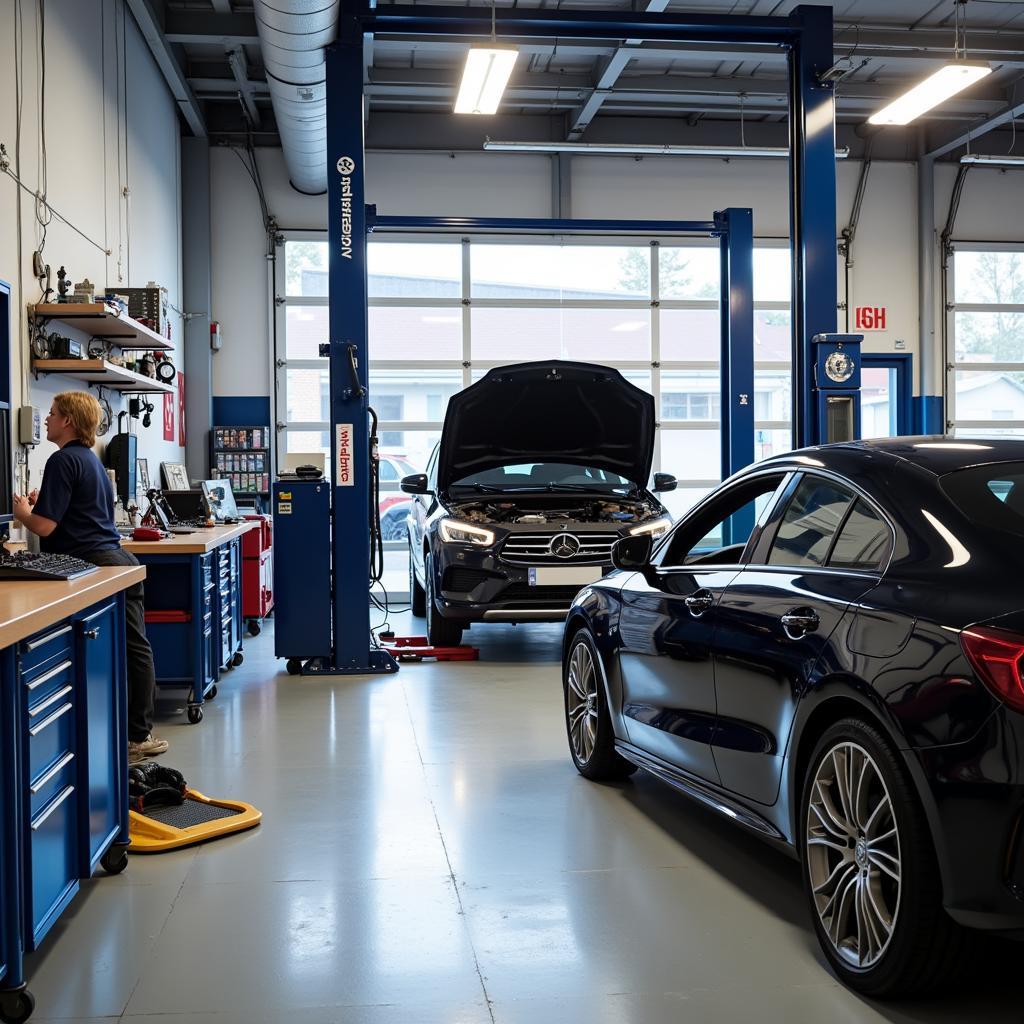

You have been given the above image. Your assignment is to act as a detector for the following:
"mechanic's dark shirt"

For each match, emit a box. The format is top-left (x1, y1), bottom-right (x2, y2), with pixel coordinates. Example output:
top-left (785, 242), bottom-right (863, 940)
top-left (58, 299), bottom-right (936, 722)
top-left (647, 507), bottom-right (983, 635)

top-left (33, 440), bottom-right (121, 555)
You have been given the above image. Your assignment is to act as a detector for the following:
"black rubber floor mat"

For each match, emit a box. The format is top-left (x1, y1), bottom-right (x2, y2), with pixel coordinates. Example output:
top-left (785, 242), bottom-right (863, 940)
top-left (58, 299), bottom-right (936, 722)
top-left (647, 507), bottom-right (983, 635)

top-left (142, 800), bottom-right (243, 828)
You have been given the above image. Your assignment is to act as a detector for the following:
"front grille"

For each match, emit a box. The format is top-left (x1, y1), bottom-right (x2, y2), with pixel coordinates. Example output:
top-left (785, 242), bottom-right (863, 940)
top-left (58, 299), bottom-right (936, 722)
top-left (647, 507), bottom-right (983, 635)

top-left (443, 567), bottom-right (490, 592)
top-left (501, 532), bottom-right (618, 566)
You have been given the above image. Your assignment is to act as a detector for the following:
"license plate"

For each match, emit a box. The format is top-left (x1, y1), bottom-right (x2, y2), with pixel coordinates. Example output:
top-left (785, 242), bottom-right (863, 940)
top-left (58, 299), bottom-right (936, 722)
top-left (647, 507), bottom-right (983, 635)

top-left (528, 566), bottom-right (602, 587)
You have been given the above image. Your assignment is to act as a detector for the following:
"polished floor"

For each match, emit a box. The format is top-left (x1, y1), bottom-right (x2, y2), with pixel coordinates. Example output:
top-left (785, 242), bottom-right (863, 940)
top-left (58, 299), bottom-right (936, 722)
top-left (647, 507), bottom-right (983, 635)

top-left (23, 613), bottom-right (1024, 1023)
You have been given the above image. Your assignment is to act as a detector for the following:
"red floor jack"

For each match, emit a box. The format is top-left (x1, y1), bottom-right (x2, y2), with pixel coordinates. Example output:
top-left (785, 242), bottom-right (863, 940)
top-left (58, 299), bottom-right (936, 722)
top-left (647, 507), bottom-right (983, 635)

top-left (378, 633), bottom-right (479, 662)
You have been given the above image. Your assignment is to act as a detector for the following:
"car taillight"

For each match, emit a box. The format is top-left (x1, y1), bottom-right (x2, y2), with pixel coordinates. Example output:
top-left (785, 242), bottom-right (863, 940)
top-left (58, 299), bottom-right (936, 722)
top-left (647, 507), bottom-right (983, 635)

top-left (960, 626), bottom-right (1024, 713)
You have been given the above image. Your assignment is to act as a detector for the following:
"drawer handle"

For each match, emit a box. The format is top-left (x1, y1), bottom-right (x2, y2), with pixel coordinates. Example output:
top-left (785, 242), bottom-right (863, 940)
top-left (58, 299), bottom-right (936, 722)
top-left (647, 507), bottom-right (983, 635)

top-left (29, 685), bottom-right (74, 718)
top-left (29, 702), bottom-right (73, 737)
top-left (25, 658), bottom-right (73, 691)
top-left (83, 627), bottom-right (101, 640)
top-left (31, 752), bottom-right (74, 794)
top-left (24, 624), bottom-right (73, 652)
top-left (32, 785), bottom-right (75, 830)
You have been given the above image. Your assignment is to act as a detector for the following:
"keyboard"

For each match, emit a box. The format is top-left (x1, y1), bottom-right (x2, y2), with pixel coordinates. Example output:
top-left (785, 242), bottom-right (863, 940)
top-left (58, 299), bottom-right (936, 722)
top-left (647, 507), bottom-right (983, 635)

top-left (0, 552), bottom-right (99, 582)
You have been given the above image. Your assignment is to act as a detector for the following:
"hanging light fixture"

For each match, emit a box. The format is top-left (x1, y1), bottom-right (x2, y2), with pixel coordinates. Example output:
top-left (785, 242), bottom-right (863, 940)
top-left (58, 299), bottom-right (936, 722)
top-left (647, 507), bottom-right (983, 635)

top-left (868, 2), bottom-right (990, 126)
top-left (454, 3), bottom-right (518, 115)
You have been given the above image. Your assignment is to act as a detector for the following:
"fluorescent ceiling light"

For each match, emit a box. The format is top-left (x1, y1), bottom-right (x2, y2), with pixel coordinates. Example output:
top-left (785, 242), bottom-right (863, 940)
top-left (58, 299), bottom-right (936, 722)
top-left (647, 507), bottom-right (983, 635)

top-left (454, 47), bottom-right (518, 115)
top-left (868, 62), bottom-right (991, 126)
top-left (960, 153), bottom-right (1024, 166)
top-left (483, 140), bottom-right (849, 159)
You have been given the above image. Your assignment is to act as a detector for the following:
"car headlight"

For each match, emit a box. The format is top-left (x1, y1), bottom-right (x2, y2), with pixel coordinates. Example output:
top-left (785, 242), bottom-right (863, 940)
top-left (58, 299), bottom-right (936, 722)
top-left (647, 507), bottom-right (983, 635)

top-left (629, 516), bottom-right (671, 539)
top-left (438, 518), bottom-right (496, 546)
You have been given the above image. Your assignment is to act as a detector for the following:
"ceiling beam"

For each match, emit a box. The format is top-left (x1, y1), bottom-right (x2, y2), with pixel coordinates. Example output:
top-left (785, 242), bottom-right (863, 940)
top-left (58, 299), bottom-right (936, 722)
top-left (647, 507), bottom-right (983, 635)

top-left (567, 0), bottom-right (669, 140)
top-left (125, 0), bottom-right (207, 137)
top-left (227, 46), bottom-right (262, 127)
top-left (927, 94), bottom-right (1024, 158)
top-left (163, 10), bottom-right (259, 47)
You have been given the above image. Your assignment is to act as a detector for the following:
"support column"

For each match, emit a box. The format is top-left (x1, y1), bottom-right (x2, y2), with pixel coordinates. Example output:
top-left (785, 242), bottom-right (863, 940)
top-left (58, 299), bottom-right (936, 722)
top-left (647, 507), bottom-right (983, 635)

top-left (181, 138), bottom-right (213, 479)
top-left (718, 208), bottom-right (755, 545)
top-left (916, 154), bottom-right (943, 433)
top-left (325, 6), bottom-right (396, 674)
top-left (788, 4), bottom-right (837, 448)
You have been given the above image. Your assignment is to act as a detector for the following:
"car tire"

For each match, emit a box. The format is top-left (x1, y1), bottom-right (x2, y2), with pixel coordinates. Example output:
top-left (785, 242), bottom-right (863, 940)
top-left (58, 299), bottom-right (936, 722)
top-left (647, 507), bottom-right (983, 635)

top-left (425, 551), bottom-right (463, 647)
top-left (563, 628), bottom-right (637, 781)
top-left (800, 717), bottom-right (968, 997)
top-left (409, 544), bottom-right (426, 617)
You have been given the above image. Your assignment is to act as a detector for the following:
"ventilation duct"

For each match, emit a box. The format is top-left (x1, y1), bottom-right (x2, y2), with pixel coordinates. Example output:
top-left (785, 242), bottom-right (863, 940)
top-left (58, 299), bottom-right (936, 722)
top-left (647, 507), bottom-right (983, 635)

top-left (254, 0), bottom-right (340, 195)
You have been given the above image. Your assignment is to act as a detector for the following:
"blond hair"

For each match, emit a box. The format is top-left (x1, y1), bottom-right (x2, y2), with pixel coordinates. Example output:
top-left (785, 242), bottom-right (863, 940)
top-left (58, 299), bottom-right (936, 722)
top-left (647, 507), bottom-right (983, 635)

top-left (53, 391), bottom-right (103, 448)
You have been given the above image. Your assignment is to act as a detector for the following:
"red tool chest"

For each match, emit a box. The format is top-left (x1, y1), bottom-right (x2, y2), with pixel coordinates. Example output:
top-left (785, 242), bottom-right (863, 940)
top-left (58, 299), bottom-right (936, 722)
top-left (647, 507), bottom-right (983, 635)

top-left (242, 514), bottom-right (273, 634)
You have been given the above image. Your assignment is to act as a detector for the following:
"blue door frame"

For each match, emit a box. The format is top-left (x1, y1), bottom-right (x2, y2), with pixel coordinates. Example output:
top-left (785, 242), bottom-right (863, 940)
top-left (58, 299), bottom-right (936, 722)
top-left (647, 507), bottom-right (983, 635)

top-left (324, 0), bottom-right (838, 674)
top-left (861, 354), bottom-right (914, 437)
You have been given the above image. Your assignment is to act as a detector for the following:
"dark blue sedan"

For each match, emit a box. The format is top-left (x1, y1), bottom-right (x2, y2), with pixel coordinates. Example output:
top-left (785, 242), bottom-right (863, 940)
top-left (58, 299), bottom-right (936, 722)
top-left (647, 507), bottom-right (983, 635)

top-left (563, 437), bottom-right (1024, 997)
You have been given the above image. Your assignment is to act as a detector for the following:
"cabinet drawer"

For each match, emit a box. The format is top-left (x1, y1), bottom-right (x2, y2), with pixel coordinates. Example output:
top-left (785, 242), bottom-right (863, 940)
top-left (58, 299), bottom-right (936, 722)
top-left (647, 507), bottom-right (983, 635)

top-left (28, 783), bottom-right (78, 948)
top-left (20, 624), bottom-right (74, 678)
top-left (29, 750), bottom-right (75, 819)
top-left (24, 657), bottom-right (74, 711)
top-left (28, 694), bottom-right (75, 782)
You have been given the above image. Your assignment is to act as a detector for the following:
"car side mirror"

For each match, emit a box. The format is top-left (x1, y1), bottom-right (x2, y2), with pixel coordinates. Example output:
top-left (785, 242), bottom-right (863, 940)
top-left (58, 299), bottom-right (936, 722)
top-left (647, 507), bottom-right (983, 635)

top-left (612, 534), bottom-right (654, 571)
top-left (400, 473), bottom-right (430, 495)
top-left (652, 473), bottom-right (677, 493)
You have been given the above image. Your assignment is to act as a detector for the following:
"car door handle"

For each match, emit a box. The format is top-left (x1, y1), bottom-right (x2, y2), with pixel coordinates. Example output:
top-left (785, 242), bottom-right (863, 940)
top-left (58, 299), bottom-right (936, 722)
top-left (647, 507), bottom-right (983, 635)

top-left (685, 591), bottom-right (715, 617)
top-left (781, 608), bottom-right (820, 639)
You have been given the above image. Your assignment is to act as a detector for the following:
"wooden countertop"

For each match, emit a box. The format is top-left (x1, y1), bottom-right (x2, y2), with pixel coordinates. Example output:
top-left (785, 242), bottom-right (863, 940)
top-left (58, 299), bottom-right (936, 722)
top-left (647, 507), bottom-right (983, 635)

top-left (0, 565), bottom-right (146, 650)
top-left (121, 521), bottom-right (255, 555)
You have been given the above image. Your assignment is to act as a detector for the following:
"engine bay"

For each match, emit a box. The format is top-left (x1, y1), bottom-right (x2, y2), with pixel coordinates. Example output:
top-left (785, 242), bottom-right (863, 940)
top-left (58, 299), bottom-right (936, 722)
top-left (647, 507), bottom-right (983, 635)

top-left (452, 497), bottom-right (660, 526)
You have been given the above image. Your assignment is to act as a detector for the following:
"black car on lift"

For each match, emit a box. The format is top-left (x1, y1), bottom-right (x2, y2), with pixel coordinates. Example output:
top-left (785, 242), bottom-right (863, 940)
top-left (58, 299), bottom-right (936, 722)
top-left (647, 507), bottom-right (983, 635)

top-left (402, 361), bottom-right (677, 647)
top-left (562, 437), bottom-right (1024, 996)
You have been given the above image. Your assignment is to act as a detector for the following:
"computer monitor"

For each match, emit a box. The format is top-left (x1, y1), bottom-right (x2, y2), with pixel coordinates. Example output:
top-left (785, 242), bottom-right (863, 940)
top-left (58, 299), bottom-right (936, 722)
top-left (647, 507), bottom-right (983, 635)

top-left (202, 479), bottom-right (240, 522)
top-left (163, 489), bottom-right (207, 523)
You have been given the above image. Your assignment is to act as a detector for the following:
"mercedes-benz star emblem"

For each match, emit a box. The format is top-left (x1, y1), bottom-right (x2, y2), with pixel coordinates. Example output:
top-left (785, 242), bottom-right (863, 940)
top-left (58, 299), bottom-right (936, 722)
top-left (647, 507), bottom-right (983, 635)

top-left (550, 534), bottom-right (581, 559)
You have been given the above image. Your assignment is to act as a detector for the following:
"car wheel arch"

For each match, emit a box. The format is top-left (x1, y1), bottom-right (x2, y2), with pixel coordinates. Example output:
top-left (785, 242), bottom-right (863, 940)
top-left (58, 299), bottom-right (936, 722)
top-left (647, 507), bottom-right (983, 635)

top-left (787, 685), bottom-right (953, 900)
top-left (788, 686), bottom-right (909, 845)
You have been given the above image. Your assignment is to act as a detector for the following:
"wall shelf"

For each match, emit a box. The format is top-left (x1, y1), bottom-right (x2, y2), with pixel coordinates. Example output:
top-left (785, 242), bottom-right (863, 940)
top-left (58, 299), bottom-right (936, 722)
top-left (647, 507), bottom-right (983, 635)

top-left (29, 303), bottom-right (174, 352)
top-left (32, 358), bottom-right (176, 394)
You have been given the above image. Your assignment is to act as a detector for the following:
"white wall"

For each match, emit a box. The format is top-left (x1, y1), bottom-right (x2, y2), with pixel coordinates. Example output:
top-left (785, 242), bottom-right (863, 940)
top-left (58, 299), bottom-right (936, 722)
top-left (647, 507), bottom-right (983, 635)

top-left (0, 0), bottom-right (184, 501)
top-left (209, 145), bottom-right (1024, 411)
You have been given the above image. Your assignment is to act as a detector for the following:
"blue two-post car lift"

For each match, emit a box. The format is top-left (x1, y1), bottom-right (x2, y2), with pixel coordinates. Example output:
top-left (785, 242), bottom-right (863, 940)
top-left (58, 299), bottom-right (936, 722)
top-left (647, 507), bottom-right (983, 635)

top-left (323, 1), bottom-right (838, 675)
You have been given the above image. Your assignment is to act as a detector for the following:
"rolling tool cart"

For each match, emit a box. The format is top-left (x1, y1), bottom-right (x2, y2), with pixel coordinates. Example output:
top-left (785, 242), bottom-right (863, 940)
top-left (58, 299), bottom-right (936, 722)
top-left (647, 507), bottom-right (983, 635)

top-left (241, 513), bottom-right (273, 635)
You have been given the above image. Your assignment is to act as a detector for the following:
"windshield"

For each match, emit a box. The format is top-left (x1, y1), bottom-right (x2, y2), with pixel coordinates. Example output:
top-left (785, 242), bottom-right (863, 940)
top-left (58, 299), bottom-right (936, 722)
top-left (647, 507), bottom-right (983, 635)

top-left (939, 461), bottom-right (1024, 538)
top-left (450, 462), bottom-right (634, 493)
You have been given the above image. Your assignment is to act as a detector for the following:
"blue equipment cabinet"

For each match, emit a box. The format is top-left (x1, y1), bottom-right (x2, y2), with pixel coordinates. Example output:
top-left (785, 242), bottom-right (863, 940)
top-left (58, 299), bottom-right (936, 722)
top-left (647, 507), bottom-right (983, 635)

top-left (273, 481), bottom-right (332, 667)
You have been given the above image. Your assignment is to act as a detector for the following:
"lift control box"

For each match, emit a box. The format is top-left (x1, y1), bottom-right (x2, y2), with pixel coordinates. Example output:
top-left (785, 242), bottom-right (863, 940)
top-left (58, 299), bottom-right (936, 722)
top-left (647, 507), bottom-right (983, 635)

top-left (812, 333), bottom-right (863, 444)
top-left (272, 480), bottom-right (332, 660)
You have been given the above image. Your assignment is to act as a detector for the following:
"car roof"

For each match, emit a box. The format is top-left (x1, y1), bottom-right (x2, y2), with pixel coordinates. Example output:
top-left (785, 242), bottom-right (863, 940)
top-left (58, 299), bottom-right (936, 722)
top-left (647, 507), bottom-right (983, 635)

top-left (760, 437), bottom-right (1024, 478)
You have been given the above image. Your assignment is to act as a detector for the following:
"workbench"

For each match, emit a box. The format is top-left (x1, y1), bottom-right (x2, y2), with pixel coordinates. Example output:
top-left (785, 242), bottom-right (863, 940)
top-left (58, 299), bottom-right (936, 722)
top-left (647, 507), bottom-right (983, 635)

top-left (0, 566), bottom-right (143, 1024)
top-left (123, 524), bottom-right (253, 724)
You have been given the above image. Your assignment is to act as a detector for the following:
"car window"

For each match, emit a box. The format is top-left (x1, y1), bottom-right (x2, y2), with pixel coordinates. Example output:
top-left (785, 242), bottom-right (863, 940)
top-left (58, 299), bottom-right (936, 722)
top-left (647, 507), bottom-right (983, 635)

top-left (767, 478), bottom-right (855, 568)
top-left (940, 462), bottom-right (1024, 538)
top-left (660, 474), bottom-right (787, 568)
top-left (827, 500), bottom-right (891, 572)
top-left (379, 461), bottom-right (398, 482)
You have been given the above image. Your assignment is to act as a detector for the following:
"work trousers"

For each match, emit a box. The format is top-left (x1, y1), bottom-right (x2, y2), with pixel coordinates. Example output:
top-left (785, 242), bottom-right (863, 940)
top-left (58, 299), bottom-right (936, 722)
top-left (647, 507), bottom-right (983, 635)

top-left (78, 547), bottom-right (156, 742)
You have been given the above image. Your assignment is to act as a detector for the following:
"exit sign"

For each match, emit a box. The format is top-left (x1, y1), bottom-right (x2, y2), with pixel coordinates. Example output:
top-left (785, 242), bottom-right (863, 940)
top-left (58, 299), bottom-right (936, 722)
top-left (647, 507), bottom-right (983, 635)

top-left (854, 306), bottom-right (887, 331)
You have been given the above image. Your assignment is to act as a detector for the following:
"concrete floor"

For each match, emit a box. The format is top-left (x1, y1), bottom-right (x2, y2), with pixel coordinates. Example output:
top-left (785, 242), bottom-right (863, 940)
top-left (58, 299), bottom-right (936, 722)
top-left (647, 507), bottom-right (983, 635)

top-left (23, 613), bottom-right (1024, 1023)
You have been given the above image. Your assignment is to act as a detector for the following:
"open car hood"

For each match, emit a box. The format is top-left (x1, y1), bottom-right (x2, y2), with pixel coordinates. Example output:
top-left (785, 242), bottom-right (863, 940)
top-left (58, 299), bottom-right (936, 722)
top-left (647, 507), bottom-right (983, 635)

top-left (437, 361), bottom-right (656, 492)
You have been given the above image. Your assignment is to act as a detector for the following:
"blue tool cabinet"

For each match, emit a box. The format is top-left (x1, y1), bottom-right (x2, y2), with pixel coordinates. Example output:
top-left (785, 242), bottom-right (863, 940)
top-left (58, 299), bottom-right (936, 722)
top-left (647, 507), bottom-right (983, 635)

top-left (130, 529), bottom-right (246, 725)
top-left (0, 578), bottom-right (134, 1024)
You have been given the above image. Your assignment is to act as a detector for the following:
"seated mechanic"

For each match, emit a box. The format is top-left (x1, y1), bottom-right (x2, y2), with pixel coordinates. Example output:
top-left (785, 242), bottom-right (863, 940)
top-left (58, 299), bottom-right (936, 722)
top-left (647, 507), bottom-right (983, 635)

top-left (12, 391), bottom-right (168, 764)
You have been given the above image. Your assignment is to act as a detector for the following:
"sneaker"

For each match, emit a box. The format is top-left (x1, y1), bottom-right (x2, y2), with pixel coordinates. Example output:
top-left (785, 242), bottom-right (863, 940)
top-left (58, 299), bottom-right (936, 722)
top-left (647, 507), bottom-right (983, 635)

top-left (128, 733), bottom-right (169, 762)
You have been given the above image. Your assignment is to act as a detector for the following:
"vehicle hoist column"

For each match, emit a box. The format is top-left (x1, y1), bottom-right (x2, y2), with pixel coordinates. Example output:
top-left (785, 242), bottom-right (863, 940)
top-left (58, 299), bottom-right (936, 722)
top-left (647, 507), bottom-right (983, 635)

top-left (324, 14), bottom-right (397, 675)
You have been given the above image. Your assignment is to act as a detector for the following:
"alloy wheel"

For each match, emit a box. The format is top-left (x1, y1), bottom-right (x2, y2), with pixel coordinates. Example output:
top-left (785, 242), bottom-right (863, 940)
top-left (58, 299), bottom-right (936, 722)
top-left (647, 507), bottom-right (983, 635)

top-left (566, 640), bottom-right (599, 764)
top-left (806, 741), bottom-right (902, 970)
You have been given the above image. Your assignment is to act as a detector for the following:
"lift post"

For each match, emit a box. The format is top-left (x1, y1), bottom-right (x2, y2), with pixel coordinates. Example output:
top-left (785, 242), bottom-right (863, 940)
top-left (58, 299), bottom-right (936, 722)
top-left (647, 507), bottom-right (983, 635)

top-left (320, 0), bottom-right (838, 674)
